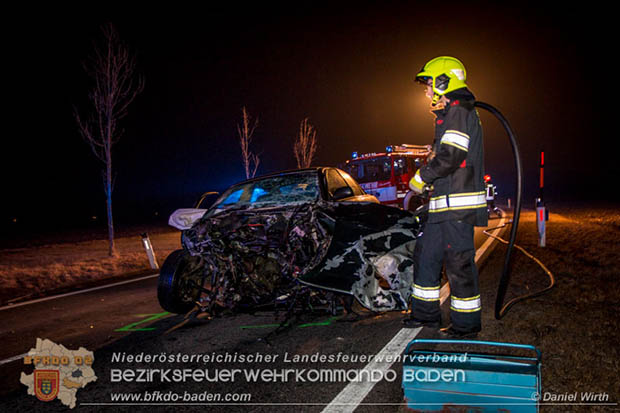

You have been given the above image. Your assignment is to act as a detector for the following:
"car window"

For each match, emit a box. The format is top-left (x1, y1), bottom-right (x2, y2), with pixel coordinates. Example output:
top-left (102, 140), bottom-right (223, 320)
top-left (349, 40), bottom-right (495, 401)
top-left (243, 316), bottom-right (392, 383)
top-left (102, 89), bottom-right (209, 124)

top-left (393, 157), bottom-right (407, 177)
top-left (250, 187), bottom-right (268, 202)
top-left (209, 171), bottom-right (320, 214)
top-left (337, 170), bottom-right (365, 196)
top-left (220, 188), bottom-right (244, 205)
top-left (326, 169), bottom-right (349, 197)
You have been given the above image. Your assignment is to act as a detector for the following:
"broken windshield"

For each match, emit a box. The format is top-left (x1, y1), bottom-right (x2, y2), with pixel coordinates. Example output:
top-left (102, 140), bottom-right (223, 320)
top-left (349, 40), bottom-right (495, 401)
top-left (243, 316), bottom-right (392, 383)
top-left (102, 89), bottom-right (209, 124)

top-left (210, 171), bottom-right (320, 213)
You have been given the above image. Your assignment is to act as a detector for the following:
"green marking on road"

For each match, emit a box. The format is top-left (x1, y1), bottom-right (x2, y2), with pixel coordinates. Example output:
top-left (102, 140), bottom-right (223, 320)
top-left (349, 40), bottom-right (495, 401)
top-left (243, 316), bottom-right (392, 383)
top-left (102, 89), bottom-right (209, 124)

top-left (240, 315), bottom-right (341, 330)
top-left (298, 316), bottom-right (340, 328)
top-left (115, 312), bottom-right (171, 332)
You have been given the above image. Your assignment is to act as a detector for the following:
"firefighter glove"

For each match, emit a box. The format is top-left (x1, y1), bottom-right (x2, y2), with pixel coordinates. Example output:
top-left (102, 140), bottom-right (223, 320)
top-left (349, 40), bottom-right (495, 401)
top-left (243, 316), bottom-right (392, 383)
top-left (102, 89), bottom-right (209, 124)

top-left (409, 170), bottom-right (427, 194)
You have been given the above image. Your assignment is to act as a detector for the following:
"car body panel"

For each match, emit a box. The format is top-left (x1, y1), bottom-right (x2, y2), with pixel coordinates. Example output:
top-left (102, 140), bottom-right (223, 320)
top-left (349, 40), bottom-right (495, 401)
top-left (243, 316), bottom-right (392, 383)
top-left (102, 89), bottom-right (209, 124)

top-left (161, 167), bottom-right (421, 314)
top-left (298, 202), bottom-right (418, 311)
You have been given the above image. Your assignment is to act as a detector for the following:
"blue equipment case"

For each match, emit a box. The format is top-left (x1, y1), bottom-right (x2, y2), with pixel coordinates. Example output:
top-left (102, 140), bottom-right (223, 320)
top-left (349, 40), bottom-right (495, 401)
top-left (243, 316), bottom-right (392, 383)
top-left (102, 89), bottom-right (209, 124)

top-left (402, 339), bottom-right (541, 412)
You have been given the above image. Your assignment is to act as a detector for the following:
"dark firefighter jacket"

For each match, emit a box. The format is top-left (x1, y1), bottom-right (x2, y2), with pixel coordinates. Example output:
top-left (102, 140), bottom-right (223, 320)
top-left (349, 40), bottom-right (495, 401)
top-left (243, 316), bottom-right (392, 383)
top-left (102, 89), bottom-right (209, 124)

top-left (418, 88), bottom-right (488, 227)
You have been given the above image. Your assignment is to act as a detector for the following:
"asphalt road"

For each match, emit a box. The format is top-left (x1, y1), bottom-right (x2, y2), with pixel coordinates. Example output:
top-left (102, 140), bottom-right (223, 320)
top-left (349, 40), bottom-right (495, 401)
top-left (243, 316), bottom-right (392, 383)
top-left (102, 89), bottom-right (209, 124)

top-left (0, 216), bottom-right (507, 412)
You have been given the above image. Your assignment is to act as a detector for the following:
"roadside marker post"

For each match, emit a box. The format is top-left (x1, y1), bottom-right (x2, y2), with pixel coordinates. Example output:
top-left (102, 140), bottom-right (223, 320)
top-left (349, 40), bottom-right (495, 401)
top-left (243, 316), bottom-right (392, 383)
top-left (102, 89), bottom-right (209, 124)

top-left (141, 233), bottom-right (159, 269)
top-left (536, 199), bottom-right (547, 247)
top-left (535, 151), bottom-right (548, 247)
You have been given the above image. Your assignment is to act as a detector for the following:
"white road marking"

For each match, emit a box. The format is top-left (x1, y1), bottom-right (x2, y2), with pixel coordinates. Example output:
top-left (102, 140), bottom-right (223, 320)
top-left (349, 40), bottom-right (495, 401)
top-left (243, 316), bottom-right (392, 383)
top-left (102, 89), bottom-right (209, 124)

top-left (321, 327), bottom-right (422, 413)
top-left (0, 352), bottom-right (29, 366)
top-left (475, 216), bottom-right (506, 262)
top-left (0, 273), bottom-right (159, 312)
top-left (322, 215), bottom-right (506, 412)
top-left (0, 273), bottom-right (161, 366)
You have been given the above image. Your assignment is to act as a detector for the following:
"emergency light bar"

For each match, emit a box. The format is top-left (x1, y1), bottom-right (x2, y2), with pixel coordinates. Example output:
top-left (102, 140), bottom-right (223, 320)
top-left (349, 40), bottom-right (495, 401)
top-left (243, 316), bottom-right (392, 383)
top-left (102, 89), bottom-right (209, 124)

top-left (351, 145), bottom-right (432, 161)
top-left (351, 152), bottom-right (379, 159)
top-left (389, 144), bottom-right (432, 155)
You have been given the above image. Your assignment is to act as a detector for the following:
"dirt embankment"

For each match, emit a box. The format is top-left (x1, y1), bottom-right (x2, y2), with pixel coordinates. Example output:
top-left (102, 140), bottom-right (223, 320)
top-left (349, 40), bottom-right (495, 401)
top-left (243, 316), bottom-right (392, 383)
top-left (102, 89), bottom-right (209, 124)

top-left (477, 205), bottom-right (620, 411)
top-left (0, 225), bottom-right (182, 306)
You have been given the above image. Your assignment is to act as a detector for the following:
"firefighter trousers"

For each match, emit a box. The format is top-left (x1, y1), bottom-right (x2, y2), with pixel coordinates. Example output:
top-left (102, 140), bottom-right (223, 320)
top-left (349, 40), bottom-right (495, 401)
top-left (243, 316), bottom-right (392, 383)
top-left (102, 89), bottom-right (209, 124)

top-left (411, 220), bottom-right (481, 332)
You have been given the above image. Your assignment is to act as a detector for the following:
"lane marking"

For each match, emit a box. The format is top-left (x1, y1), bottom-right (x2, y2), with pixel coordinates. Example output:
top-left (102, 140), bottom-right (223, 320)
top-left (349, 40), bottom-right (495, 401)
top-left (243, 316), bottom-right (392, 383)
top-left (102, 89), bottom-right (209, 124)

top-left (322, 291), bottom-right (450, 413)
top-left (0, 352), bottom-right (29, 366)
top-left (0, 273), bottom-right (160, 312)
top-left (323, 216), bottom-right (506, 413)
top-left (0, 273), bottom-right (160, 365)
top-left (475, 216), bottom-right (506, 262)
top-left (1, 310), bottom-right (170, 366)
top-left (321, 326), bottom-right (423, 413)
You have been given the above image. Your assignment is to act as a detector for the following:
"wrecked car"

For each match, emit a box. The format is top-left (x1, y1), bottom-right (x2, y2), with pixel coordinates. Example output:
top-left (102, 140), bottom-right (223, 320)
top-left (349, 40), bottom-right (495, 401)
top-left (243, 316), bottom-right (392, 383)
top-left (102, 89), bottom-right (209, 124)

top-left (158, 167), bottom-right (423, 318)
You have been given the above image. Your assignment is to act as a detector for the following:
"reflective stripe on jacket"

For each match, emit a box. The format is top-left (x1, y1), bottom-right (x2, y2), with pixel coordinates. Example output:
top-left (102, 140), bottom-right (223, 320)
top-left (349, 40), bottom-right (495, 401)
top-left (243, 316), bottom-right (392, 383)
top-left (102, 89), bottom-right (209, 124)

top-left (419, 89), bottom-right (488, 226)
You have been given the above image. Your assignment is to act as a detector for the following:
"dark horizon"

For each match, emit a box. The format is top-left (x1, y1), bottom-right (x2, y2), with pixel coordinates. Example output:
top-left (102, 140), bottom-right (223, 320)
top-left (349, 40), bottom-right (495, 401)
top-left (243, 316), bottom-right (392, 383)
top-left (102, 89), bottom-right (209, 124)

top-left (4, 2), bottom-right (617, 238)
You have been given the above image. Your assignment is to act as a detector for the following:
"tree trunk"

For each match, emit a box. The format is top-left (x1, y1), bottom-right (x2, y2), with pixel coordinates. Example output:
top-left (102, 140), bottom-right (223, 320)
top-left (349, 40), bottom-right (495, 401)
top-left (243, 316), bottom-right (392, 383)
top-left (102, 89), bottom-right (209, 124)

top-left (105, 147), bottom-right (117, 257)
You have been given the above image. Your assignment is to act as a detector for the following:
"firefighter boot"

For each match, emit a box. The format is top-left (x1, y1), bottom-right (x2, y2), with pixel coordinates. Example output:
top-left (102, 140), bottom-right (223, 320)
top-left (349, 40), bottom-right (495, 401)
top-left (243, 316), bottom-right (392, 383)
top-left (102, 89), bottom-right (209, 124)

top-left (403, 298), bottom-right (441, 328)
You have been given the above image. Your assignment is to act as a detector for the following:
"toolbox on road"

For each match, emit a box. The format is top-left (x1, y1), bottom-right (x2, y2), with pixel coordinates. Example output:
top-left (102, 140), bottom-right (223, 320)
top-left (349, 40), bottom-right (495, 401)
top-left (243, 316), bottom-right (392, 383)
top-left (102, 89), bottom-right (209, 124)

top-left (402, 339), bottom-right (541, 412)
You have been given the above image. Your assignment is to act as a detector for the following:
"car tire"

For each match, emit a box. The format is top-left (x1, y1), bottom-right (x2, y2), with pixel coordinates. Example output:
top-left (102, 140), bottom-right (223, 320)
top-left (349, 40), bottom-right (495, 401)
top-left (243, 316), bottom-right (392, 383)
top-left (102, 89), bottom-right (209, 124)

top-left (157, 249), bottom-right (199, 314)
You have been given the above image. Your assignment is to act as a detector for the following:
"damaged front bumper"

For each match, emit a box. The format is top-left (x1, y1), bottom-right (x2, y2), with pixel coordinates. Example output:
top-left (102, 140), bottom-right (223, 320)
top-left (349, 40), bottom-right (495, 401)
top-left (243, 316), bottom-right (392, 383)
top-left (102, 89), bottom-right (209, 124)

top-left (161, 201), bottom-right (422, 316)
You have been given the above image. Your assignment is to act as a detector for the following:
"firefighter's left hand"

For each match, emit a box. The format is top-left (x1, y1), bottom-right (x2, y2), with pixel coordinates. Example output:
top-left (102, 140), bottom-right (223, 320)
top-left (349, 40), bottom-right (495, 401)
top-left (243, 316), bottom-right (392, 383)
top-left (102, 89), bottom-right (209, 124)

top-left (409, 170), bottom-right (427, 194)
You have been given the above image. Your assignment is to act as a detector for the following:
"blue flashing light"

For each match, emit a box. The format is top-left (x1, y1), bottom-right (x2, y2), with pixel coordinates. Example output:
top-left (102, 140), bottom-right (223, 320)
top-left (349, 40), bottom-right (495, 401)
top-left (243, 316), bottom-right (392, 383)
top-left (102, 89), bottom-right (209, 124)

top-left (352, 151), bottom-right (358, 159)
top-left (386, 145), bottom-right (393, 153)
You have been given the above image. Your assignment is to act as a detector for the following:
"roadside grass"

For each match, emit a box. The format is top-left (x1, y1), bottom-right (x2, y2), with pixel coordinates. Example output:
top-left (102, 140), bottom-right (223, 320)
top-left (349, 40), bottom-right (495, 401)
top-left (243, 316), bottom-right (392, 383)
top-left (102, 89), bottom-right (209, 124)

top-left (478, 205), bottom-right (620, 410)
top-left (0, 226), bottom-right (181, 306)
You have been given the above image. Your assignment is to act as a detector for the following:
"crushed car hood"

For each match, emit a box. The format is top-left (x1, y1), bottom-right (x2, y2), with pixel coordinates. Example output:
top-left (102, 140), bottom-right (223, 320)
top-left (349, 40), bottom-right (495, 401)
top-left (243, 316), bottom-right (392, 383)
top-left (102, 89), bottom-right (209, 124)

top-left (298, 202), bottom-right (419, 311)
top-left (181, 203), bottom-right (334, 309)
top-left (177, 201), bottom-right (421, 313)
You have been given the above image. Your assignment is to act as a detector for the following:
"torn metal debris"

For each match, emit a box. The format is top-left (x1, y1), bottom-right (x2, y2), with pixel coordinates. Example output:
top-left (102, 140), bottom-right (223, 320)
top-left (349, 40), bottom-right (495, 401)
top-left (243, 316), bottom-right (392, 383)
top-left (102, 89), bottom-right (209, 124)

top-left (158, 168), bottom-right (423, 321)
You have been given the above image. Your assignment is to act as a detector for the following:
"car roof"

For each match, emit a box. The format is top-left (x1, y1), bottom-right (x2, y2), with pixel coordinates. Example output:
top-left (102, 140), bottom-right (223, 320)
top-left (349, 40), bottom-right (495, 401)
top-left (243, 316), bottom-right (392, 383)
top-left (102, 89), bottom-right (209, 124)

top-left (230, 167), bottom-right (335, 186)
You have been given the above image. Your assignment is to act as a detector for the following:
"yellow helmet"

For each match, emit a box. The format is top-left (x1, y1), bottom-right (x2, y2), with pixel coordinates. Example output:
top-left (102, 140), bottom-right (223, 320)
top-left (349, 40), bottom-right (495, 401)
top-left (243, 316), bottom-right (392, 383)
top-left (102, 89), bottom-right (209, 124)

top-left (416, 56), bottom-right (468, 104)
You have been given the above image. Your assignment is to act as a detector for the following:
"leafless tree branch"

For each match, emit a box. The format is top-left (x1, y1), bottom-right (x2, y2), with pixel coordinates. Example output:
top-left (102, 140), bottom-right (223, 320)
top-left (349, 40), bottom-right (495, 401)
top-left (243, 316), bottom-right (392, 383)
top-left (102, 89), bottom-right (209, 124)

top-left (237, 106), bottom-right (260, 179)
top-left (293, 117), bottom-right (318, 169)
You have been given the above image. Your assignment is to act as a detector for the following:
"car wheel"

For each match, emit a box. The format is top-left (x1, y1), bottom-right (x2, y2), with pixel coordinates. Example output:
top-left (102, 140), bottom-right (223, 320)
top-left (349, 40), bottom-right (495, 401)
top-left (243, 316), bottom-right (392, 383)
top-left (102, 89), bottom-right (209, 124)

top-left (157, 249), bottom-right (201, 314)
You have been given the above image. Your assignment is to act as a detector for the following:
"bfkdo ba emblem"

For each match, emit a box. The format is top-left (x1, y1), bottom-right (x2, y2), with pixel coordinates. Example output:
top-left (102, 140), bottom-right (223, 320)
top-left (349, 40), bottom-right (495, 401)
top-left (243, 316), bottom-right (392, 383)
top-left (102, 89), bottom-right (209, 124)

top-left (34, 370), bottom-right (60, 402)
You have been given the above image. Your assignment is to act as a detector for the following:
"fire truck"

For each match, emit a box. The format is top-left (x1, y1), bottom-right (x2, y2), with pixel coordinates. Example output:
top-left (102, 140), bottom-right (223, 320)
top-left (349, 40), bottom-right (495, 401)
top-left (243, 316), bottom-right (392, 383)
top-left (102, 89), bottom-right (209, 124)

top-left (341, 144), bottom-right (432, 211)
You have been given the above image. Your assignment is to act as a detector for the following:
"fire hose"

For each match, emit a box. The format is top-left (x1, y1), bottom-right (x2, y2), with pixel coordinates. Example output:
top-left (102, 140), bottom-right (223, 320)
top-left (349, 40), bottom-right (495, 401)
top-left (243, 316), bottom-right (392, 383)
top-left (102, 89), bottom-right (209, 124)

top-left (474, 101), bottom-right (554, 319)
top-left (483, 220), bottom-right (555, 318)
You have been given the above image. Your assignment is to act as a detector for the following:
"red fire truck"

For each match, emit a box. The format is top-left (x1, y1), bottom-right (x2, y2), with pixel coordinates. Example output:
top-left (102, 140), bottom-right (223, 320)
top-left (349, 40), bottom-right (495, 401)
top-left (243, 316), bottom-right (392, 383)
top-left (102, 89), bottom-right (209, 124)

top-left (342, 144), bottom-right (432, 211)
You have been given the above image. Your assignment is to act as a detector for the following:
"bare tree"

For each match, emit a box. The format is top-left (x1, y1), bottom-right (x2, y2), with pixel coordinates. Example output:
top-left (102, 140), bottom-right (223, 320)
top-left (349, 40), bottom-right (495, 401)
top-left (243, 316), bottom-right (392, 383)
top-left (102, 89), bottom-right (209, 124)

top-left (293, 117), bottom-right (318, 169)
top-left (237, 106), bottom-right (260, 179)
top-left (74, 23), bottom-right (144, 257)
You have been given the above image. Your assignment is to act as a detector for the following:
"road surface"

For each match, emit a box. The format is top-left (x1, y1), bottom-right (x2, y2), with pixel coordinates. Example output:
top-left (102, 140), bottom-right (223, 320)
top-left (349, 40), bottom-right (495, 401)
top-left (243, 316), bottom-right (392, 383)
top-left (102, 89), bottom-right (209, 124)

top-left (0, 216), bottom-right (507, 411)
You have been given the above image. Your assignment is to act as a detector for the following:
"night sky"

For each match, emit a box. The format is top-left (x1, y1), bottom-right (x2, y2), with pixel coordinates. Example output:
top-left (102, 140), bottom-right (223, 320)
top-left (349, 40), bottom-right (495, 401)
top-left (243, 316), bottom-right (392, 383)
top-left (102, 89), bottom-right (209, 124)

top-left (4, 2), bottom-right (617, 235)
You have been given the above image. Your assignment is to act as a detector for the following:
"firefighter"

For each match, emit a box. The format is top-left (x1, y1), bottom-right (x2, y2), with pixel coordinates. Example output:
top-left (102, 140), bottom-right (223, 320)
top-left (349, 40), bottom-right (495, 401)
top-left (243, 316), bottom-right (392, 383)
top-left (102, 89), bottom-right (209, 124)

top-left (404, 56), bottom-right (488, 338)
